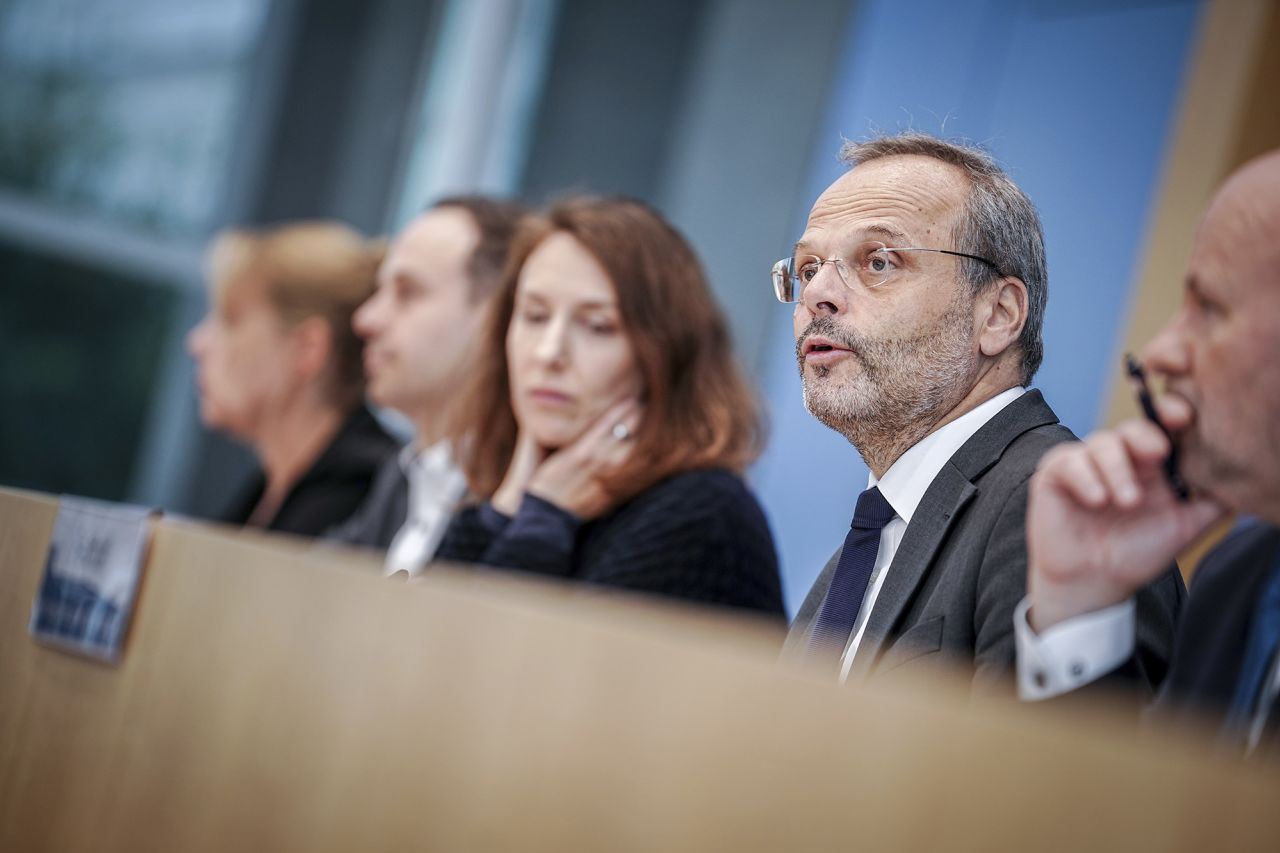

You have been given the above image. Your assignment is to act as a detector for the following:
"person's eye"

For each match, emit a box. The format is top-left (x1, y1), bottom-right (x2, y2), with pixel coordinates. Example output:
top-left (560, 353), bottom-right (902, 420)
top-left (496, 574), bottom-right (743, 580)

top-left (797, 260), bottom-right (820, 283)
top-left (585, 317), bottom-right (619, 335)
top-left (519, 306), bottom-right (549, 324)
top-left (395, 282), bottom-right (421, 302)
top-left (865, 249), bottom-right (898, 274)
top-left (1187, 286), bottom-right (1223, 321)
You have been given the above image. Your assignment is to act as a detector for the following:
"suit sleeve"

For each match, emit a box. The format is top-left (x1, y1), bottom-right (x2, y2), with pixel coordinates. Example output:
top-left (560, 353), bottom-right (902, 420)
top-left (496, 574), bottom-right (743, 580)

top-left (971, 476), bottom-right (1036, 693)
top-left (435, 475), bottom-right (783, 615)
top-left (447, 494), bottom-right (581, 577)
top-left (571, 477), bottom-right (784, 614)
top-left (781, 551), bottom-right (840, 660)
top-left (972, 476), bottom-right (1182, 698)
top-left (433, 503), bottom-right (516, 565)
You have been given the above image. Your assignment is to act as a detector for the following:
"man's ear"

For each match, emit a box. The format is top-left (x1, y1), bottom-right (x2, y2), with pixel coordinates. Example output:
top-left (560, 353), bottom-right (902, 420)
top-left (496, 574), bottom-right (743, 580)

top-left (977, 276), bottom-right (1028, 358)
top-left (290, 315), bottom-right (334, 382)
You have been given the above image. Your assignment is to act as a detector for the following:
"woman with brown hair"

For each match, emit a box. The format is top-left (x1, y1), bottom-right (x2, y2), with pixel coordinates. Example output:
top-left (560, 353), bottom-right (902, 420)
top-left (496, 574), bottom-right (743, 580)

top-left (186, 221), bottom-right (398, 536)
top-left (434, 197), bottom-right (784, 615)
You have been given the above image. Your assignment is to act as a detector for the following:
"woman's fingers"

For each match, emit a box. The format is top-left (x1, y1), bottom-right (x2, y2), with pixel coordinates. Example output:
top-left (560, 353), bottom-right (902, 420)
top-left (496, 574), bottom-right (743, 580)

top-left (581, 397), bottom-right (642, 448)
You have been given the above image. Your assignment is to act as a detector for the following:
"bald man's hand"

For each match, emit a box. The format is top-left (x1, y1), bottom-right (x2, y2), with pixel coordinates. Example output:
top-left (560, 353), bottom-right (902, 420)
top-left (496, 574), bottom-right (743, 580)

top-left (1026, 399), bottom-right (1226, 633)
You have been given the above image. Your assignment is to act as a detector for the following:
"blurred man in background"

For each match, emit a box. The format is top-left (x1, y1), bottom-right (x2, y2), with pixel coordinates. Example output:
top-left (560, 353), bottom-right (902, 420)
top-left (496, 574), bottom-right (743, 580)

top-left (327, 196), bottom-right (526, 575)
top-left (1018, 150), bottom-right (1280, 757)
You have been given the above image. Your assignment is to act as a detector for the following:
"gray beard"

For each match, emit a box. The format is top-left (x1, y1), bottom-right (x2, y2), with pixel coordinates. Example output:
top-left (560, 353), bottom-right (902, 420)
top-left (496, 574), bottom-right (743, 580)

top-left (796, 300), bottom-right (978, 473)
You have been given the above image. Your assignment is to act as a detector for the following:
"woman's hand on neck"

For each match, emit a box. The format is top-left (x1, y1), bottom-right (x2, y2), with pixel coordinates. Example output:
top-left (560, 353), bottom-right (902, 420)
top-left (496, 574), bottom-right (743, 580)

top-left (491, 429), bottom-right (548, 516)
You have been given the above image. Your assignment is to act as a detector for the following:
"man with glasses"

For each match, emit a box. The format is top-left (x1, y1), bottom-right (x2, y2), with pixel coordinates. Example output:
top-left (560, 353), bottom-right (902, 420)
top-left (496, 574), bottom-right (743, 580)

top-left (779, 133), bottom-right (1182, 693)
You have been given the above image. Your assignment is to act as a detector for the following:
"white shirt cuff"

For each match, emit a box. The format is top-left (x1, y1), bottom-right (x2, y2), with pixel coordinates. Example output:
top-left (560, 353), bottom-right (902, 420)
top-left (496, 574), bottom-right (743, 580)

top-left (1014, 596), bottom-right (1136, 701)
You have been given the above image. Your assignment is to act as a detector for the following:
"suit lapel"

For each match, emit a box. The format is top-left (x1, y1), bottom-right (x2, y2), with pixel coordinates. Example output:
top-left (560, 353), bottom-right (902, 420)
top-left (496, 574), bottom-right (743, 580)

top-left (849, 390), bottom-right (1061, 677)
top-left (849, 465), bottom-right (974, 677)
top-left (783, 551), bottom-right (840, 659)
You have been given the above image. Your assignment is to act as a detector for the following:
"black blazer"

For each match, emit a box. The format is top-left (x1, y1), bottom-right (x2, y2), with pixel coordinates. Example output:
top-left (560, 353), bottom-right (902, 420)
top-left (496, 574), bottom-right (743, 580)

top-left (220, 405), bottom-right (398, 538)
top-left (322, 452), bottom-right (410, 550)
top-left (1149, 521), bottom-right (1280, 753)
top-left (785, 390), bottom-right (1185, 693)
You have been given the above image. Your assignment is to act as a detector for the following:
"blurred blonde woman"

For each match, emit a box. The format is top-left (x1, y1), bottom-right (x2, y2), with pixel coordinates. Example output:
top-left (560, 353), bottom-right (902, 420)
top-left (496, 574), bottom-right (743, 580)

top-left (186, 221), bottom-right (397, 536)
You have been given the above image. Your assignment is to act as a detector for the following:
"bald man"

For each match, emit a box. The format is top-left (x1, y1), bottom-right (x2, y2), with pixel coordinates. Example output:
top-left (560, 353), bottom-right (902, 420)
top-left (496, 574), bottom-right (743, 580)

top-left (1017, 150), bottom-right (1280, 758)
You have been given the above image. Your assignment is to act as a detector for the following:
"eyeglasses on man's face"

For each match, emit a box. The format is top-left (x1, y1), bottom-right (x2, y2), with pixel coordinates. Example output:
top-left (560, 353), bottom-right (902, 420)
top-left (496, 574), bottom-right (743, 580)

top-left (770, 241), bottom-right (1002, 303)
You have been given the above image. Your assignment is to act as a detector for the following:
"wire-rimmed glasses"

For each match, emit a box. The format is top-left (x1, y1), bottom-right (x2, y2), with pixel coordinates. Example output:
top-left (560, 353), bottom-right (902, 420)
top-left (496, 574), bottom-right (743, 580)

top-left (771, 241), bottom-right (1002, 303)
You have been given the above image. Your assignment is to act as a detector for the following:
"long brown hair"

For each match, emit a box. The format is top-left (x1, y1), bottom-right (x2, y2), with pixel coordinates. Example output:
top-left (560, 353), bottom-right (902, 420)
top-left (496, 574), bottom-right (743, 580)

top-left (452, 196), bottom-right (764, 500)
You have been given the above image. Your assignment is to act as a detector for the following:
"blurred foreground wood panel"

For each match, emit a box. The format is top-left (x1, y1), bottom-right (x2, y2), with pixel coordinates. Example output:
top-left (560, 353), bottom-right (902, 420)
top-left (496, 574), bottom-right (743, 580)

top-left (0, 487), bottom-right (1277, 852)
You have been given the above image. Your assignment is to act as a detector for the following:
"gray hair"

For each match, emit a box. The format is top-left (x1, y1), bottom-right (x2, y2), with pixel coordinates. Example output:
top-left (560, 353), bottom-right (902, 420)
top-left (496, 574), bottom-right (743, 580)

top-left (839, 133), bottom-right (1048, 383)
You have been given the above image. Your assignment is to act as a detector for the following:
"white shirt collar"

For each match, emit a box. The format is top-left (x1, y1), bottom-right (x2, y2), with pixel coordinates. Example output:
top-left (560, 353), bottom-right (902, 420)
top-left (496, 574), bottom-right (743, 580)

top-left (400, 439), bottom-right (453, 475)
top-left (399, 439), bottom-right (465, 517)
top-left (870, 387), bottom-right (1027, 524)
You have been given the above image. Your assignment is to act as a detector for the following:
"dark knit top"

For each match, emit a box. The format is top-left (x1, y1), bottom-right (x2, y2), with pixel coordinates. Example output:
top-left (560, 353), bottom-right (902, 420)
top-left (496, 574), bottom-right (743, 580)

top-left (433, 468), bottom-right (784, 617)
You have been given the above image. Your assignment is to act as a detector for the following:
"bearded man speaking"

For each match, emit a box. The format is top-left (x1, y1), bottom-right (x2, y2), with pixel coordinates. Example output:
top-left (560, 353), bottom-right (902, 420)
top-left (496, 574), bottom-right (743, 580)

top-left (777, 133), bottom-right (1181, 694)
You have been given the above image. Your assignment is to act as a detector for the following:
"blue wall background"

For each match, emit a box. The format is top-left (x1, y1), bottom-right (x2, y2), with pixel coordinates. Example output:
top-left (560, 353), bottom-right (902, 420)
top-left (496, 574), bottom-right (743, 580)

top-left (750, 0), bottom-right (1203, 614)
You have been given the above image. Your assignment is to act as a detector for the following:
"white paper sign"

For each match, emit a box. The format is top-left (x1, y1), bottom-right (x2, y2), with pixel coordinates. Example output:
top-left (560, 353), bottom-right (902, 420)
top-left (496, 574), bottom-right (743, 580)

top-left (29, 496), bottom-right (154, 664)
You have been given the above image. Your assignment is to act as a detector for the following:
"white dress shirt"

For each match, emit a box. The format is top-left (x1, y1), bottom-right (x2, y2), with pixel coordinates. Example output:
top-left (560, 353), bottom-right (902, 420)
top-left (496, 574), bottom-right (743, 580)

top-left (837, 386), bottom-right (1027, 681)
top-left (1015, 590), bottom-right (1280, 714)
top-left (1013, 597), bottom-right (1136, 699)
top-left (1016, 591), bottom-right (1280, 751)
top-left (384, 441), bottom-right (468, 578)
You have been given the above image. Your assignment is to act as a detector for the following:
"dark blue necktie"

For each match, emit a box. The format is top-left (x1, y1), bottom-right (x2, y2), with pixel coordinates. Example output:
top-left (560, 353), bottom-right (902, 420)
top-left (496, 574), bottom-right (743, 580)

top-left (807, 486), bottom-right (896, 663)
top-left (1225, 554), bottom-right (1280, 747)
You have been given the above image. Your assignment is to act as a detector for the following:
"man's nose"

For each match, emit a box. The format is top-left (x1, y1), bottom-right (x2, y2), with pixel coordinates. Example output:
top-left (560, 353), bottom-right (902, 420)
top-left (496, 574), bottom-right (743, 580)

top-left (352, 291), bottom-right (386, 338)
top-left (186, 317), bottom-right (209, 357)
top-left (800, 262), bottom-right (848, 317)
top-left (1141, 309), bottom-right (1191, 378)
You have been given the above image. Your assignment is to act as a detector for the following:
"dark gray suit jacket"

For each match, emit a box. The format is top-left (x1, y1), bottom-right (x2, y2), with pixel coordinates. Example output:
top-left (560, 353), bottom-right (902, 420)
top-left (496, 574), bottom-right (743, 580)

top-left (322, 452), bottom-right (409, 550)
top-left (1145, 522), bottom-right (1280, 755)
top-left (784, 390), bottom-right (1185, 694)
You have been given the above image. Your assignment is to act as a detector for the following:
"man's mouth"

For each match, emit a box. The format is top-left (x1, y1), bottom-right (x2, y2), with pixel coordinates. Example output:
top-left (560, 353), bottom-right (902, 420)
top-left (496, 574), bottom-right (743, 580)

top-left (800, 334), bottom-right (854, 362)
top-left (1159, 385), bottom-right (1200, 430)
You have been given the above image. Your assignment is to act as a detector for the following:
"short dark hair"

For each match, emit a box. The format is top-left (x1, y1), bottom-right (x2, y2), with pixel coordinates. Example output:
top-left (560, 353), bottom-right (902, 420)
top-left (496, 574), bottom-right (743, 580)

top-left (840, 133), bottom-right (1048, 383)
top-left (431, 195), bottom-right (530, 301)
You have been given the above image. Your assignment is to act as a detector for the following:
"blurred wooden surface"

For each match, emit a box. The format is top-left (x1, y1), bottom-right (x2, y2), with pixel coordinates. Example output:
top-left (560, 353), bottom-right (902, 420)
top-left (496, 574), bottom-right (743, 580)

top-left (1, 486), bottom-right (1277, 852)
